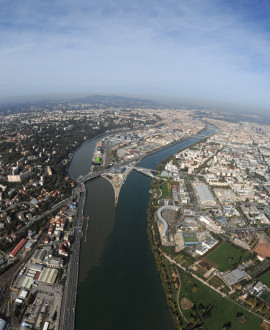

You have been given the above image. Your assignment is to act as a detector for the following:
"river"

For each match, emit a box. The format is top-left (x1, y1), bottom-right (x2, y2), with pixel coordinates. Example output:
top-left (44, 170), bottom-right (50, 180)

top-left (68, 125), bottom-right (216, 330)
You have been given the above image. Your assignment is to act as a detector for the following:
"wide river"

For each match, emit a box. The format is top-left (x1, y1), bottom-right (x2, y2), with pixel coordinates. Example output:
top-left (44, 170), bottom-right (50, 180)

top-left (68, 125), bottom-right (216, 330)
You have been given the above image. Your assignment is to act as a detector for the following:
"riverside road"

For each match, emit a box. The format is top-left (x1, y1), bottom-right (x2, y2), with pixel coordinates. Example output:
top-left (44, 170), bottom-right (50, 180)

top-left (58, 186), bottom-right (85, 330)
top-left (62, 125), bottom-right (216, 330)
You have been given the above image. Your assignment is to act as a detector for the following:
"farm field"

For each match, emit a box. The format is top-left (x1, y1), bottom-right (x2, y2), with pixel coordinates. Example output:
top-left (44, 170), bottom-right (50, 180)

top-left (179, 270), bottom-right (262, 330)
top-left (206, 243), bottom-right (248, 272)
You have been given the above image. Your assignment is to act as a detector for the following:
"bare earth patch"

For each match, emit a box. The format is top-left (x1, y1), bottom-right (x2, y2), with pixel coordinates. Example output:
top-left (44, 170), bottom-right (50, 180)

top-left (260, 321), bottom-right (270, 330)
top-left (254, 236), bottom-right (270, 258)
top-left (200, 259), bottom-right (218, 271)
top-left (181, 297), bottom-right (194, 310)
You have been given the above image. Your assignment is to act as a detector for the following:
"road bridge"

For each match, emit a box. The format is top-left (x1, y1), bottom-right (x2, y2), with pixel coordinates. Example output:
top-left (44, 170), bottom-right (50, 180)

top-left (75, 165), bottom-right (159, 184)
top-left (129, 166), bottom-right (158, 178)
top-left (76, 171), bottom-right (104, 183)
top-left (194, 134), bottom-right (207, 139)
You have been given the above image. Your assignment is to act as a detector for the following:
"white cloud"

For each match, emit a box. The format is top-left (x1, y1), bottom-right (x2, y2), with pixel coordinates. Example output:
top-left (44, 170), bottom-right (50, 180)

top-left (0, 0), bottom-right (270, 108)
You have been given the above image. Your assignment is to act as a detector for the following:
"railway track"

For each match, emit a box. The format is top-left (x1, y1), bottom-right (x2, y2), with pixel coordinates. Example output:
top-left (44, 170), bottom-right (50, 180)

top-left (0, 233), bottom-right (46, 317)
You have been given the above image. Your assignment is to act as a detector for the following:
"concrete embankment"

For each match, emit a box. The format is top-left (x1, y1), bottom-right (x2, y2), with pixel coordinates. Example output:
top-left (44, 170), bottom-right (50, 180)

top-left (59, 185), bottom-right (86, 330)
top-left (102, 167), bottom-right (132, 205)
top-left (68, 132), bottom-right (107, 168)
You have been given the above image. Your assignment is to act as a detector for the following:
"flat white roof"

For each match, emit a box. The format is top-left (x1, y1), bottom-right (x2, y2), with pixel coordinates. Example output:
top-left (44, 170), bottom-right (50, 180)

top-left (21, 276), bottom-right (34, 289)
top-left (195, 184), bottom-right (216, 205)
top-left (38, 268), bottom-right (58, 285)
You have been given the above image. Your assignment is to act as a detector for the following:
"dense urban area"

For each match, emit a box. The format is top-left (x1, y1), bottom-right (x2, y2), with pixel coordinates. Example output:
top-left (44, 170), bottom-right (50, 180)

top-left (148, 117), bottom-right (270, 329)
top-left (0, 97), bottom-right (270, 330)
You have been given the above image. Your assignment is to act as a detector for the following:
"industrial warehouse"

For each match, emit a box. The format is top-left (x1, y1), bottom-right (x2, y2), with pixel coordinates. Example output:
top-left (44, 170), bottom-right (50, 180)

top-left (193, 183), bottom-right (217, 208)
top-left (38, 268), bottom-right (58, 285)
top-left (9, 238), bottom-right (27, 258)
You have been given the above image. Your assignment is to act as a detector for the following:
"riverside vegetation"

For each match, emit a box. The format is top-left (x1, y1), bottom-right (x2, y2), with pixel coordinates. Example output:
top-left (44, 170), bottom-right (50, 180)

top-left (146, 156), bottom-right (262, 329)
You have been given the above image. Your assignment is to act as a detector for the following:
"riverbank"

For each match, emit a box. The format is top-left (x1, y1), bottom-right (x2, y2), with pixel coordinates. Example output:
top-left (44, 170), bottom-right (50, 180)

top-left (145, 129), bottom-right (265, 329)
top-left (58, 181), bottom-right (86, 330)
top-left (76, 170), bottom-right (175, 330)
top-left (68, 125), bottom-right (153, 172)
top-left (68, 132), bottom-right (107, 174)
top-left (146, 186), bottom-right (184, 329)
top-left (70, 124), bottom-right (217, 329)
top-left (74, 125), bottom-right (212, 202)
top-left (102, 167), bottom-right (133, 205)
top-left (136, 124), bottom-right (209, 165)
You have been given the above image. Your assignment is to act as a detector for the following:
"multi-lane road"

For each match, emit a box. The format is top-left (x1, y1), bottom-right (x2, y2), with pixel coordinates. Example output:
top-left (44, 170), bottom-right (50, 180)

top-left (58, 132), bottom-right (215, 329)
top-left (58, 187), bottom-right (85, 330)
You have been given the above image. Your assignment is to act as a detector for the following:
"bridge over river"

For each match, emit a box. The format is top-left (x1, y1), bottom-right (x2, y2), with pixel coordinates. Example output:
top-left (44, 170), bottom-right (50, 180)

top-left (76, 165), bottom-right (158, 183)
top-left (75, 165), bottom-right (159, 204)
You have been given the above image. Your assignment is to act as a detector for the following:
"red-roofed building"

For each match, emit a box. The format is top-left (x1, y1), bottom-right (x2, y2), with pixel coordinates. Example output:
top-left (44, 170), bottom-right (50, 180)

top-left (9, 238), bottom-right (27, 258)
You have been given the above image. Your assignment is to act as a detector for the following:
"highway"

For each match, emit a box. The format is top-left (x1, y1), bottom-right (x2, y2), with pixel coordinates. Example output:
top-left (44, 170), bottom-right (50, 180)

top-left (57, 129), bottom-right (214, 329)
top-left (58, 164), bottom-right (158, 329)
top-left (58, 187), bottom-right (85, 330)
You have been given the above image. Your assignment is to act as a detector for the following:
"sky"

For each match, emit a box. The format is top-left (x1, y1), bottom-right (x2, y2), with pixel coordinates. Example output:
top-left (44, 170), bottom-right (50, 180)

top-left (1, 0), bottom-right (270, 110)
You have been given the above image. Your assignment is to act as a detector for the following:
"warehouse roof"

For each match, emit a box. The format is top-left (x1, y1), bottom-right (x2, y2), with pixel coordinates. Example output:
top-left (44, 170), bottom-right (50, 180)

top-left (38, 268), bottom-right (58, 285)
top-left (29, 264), bottom-right (43, 272)
top-left (194, 184), bottom-right (216, 206)
top-left (32, 249), bottom-right (46, 262)
top-left (221, 269), bottom-right (247, 287)
top-left (21, 276), bottom-right (34, 289)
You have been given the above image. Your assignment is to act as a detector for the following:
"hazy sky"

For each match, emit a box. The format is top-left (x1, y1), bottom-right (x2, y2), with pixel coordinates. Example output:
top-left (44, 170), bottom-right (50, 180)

top-left (1, 0), bottom-right (270, 109)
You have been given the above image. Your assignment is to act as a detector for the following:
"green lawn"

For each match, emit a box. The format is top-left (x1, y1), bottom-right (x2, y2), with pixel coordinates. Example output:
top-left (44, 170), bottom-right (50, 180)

top-left (179, 270), bottom-right (262, 330)
top-left (260, 290), bottom-right (270, 304)
top-left (207, 243), bottom-right (247, 271)
top-left (161, 181), bottom-right (170, 199)
top-left (259, 270), bottom-right (270, 287)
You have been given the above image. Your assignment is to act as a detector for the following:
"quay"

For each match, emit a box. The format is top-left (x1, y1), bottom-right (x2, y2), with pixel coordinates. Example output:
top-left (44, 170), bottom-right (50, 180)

top-left (60, 126), bottom-right (210, 329)
top-left (58, 184), bottom-right (86, 330)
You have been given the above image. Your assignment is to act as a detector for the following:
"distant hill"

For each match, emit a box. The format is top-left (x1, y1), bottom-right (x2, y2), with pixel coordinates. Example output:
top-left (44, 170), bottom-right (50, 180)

top-left (73, 95), bottom-right (157, 106)
top-left (0, 94), bottom-right (158, 114)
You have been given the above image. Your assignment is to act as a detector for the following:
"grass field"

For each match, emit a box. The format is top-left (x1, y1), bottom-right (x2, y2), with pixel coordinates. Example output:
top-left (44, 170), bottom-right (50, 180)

top-left (161, 181), bottom-right (170, 199)
top-left (260, 290), bottom-right (270, 304)
top-left (207, 243), bottom-right (247, 271)
top-left (179, 270), bottom-right (262, 330)
top-left (259, 270), bottom-right (270, 287)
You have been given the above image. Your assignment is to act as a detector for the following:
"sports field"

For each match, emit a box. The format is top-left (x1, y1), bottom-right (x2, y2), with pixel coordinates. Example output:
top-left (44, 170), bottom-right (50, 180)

top-left (207, 243), bottom-right (247, 271)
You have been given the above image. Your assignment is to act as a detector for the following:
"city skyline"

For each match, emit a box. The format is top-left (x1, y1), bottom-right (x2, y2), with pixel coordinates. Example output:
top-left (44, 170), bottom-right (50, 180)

top-left (1, 0), bottom-right (270, 110)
